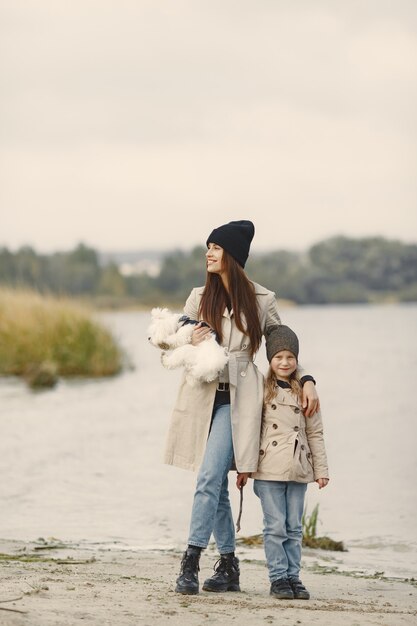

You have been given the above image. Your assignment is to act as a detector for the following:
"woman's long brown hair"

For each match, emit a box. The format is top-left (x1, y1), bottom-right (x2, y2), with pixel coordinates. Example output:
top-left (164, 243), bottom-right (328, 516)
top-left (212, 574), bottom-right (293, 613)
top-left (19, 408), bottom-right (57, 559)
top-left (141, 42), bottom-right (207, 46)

top-left (198, 250), bottom-right (262, 358)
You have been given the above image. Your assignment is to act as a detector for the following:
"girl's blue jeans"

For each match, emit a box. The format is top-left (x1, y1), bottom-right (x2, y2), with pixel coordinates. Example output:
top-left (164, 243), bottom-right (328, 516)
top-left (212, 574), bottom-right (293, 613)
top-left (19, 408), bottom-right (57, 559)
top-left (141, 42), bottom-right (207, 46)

top-left (187, 404), bottom-right (235, 554)
top-left (254, 479), bottom-right (307, 582)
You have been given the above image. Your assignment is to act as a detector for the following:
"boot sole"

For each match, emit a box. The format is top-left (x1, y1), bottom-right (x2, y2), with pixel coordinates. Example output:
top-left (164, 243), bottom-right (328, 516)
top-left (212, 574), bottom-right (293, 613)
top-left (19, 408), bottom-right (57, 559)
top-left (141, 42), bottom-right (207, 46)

top-left (175, 586), bottom-right (199, 595)
top-left (202, 584), bottom-right (241, 592)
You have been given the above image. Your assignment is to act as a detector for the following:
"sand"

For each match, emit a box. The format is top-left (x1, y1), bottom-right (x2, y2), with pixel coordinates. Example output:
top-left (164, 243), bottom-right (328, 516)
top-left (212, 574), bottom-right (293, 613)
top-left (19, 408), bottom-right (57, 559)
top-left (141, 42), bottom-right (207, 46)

top-left (0, 539), bottom-right (416, 626)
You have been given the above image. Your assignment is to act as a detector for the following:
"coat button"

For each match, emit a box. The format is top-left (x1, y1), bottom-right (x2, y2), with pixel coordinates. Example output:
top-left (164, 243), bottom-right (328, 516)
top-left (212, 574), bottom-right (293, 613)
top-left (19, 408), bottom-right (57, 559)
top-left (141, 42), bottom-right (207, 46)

top-left (242, 343), bottom-right (247, 349)
top-left (272, 423), bottom-right (278, 429)
top-left (294, 407), bottom-right (300, 414)
top-left (240, 371), bottom-right (246, 377)
top-left (271, 404), bottom-right (277, 410)
top-left (301, 444), bottom-right (305, 450)
top-left (294, 426), bottom-right (299, 431)
top-left (272, 441), bottom-right (277, 447)
top-left (260, 449), bottom-right (265, 455)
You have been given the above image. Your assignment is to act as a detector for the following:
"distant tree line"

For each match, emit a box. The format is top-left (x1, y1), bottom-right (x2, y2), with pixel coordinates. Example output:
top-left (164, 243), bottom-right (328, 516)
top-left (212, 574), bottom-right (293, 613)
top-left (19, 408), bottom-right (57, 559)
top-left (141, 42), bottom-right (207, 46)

top-left (1, 237), bottom-right (416, 305)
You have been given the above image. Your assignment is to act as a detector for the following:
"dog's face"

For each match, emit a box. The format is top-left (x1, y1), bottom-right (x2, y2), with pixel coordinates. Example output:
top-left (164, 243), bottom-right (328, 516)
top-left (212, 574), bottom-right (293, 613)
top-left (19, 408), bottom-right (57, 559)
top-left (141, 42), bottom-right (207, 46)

top-left (148, 308), bottom-right (180, 347)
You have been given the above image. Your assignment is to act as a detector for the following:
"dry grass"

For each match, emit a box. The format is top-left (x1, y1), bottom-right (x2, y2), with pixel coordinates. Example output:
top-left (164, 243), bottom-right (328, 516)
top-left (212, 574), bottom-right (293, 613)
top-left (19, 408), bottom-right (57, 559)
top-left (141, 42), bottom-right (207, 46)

top-left (0, 288), bottom-right (123, 385)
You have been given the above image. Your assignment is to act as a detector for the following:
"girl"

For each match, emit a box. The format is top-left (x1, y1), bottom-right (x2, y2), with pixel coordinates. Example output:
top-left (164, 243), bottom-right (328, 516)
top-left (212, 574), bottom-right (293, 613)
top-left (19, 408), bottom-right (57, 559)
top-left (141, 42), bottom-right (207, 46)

top-left (237, 325), bottom-right (329, 600)
top-left (161, 220), bottom-right (320, 595)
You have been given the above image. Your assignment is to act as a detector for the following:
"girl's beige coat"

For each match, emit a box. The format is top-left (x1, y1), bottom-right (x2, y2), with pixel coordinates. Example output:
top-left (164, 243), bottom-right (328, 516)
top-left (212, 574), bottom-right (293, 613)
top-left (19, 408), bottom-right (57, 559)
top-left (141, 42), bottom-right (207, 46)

top-left (163, 283), bottom-right (281, 473)
top-left (252, 386), bottom-right (329, 482)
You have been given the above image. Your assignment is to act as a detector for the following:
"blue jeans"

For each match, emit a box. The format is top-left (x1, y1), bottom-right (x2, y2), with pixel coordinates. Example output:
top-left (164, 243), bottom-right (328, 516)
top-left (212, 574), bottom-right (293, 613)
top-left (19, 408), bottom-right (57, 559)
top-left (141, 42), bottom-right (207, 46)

top-left (188, 404), bottom-right (235, 553)
top-left (254, 479), bottom-right (307, 582)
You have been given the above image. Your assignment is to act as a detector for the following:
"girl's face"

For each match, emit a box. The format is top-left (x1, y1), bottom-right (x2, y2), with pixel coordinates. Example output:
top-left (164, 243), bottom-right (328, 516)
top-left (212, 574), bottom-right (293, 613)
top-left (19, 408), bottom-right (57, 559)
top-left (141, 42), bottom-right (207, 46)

top-left (270, 350), bottom-right (297, 381)
top-left (206, 243), bottom-right (224, 274)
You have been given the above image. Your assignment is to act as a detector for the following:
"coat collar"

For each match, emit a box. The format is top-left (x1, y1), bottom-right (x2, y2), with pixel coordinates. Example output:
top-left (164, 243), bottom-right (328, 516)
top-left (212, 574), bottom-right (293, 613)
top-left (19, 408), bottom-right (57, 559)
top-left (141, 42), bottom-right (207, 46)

top-left (274, 386), bottom-right (300, 407)
top-left (193, 287), bottom-right (233, 318)
top-left (194, 281), bottom-right (271, 319)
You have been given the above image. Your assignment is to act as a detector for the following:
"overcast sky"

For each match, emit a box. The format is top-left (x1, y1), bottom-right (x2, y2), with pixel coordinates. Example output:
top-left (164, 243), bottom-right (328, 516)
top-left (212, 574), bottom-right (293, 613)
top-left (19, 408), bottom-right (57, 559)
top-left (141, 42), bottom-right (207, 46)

top-left (1, 0), bottom-right (416, 253)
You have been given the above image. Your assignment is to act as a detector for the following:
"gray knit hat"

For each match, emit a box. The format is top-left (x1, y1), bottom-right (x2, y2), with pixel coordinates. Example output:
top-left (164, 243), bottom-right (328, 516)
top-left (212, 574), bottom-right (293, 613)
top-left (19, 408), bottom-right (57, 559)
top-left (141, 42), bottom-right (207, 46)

top-left (266, 325), bottom-right (299, 362)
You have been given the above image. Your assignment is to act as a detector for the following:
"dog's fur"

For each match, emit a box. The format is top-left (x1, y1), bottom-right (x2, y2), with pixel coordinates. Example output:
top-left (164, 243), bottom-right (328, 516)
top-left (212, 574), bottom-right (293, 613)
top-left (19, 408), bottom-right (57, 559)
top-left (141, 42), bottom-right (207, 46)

top-left (148, 307), bottom-right (229, 386)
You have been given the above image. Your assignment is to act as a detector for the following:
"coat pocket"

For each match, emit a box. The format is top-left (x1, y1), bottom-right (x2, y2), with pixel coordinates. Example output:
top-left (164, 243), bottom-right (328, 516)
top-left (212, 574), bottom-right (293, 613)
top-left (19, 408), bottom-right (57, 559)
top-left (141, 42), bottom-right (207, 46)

top-left (292, 437), bottom-right (314, 482)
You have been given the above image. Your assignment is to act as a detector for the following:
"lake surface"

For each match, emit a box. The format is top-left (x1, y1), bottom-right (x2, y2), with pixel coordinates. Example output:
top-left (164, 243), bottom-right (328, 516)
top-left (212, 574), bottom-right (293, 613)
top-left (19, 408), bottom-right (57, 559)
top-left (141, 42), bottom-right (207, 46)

top-left (1, 304), bottom-right (416, 578)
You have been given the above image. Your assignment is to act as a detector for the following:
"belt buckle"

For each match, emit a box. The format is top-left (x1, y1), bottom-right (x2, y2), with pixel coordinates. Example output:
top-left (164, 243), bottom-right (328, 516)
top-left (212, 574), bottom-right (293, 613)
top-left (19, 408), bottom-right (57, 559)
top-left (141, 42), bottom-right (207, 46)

top-left (217, 382), bottom-right (229, 391)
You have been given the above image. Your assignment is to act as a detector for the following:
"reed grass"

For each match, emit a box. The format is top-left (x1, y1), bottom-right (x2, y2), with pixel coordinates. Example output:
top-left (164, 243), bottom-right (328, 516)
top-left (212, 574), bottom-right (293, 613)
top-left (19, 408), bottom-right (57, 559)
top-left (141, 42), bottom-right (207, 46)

top-left (302, 503), bottom-right (320, 540)
top-left (302, 503), bottom-right (346, 551)
top-left (0, 288), bottom-right (123, 386)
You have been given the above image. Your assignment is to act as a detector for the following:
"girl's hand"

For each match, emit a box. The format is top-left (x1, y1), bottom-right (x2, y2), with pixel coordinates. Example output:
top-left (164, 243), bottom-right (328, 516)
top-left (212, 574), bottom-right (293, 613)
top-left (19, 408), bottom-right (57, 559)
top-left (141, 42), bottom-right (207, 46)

top-left (302, 381), bottom-right (320, 417)
top-left (316, 478), bottom-right (329, 489)
top-left (191, 323), bottom-right (212, 346)
top-left (236, 472), bottom-right (250, 490)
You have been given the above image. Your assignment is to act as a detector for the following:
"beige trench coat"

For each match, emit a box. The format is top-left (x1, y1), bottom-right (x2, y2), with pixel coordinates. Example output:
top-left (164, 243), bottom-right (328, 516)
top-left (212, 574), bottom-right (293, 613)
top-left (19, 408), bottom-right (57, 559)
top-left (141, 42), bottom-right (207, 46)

top-left (163, 282), bottom-right (281, 473)
top-left (252, 386), bottom-right (329, 482)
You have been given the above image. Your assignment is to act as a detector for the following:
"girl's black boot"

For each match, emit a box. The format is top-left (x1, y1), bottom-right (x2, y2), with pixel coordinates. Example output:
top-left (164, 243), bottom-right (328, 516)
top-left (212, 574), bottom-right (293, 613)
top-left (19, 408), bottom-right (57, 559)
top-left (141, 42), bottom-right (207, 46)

top-left (202, 553), bottom-right (240, 592)
top-left (175, 548), bottom-right (201, 595)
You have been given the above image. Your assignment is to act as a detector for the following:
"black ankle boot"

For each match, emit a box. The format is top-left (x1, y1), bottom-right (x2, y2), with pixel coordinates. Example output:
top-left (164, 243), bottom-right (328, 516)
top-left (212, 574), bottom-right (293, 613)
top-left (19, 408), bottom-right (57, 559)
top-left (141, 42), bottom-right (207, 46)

top-left (175, 549), bottom-right (201, 595)
top-left (202, 553), bottom-right (240, 592)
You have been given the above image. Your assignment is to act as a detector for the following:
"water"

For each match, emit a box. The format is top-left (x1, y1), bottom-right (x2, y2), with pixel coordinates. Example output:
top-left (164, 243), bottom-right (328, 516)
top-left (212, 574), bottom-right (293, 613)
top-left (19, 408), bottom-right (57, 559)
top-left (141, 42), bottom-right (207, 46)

top-left (1, 304), bottom-right (416, 578)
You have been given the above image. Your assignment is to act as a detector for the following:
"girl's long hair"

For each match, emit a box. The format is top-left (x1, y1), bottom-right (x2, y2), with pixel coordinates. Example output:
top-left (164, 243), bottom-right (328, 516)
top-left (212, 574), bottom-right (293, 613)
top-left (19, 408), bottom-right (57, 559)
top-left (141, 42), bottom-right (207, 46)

top-left (198, 250), bottom-right (262, 358)
top-left (264, 365), bottom-right (302, 407)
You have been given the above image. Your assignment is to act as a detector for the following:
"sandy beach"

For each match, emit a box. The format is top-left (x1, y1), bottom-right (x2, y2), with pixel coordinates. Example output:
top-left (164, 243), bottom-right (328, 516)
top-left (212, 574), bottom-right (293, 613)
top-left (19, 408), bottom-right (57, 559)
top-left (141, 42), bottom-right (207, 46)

top-left (0, 540), bottom-right (416, 626)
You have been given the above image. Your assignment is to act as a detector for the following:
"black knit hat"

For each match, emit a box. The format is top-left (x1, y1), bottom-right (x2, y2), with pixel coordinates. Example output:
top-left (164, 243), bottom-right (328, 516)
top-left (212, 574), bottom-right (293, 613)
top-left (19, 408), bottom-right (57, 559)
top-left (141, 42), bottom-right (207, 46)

top-left (266, 325), bottom-right (299, 362)
top-left (206, 220), bottom-right (255, 268)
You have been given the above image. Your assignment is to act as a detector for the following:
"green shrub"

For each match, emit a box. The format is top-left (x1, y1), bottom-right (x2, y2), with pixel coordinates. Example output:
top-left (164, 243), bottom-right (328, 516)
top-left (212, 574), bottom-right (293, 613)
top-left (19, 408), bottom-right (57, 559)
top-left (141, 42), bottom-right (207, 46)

top-left (0, 288), bottom-right (123, 386)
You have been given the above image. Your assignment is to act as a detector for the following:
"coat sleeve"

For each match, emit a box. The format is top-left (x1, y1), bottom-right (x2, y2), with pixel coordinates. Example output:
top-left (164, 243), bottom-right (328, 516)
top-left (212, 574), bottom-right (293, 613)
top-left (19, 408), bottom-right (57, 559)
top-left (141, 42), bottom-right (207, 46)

top-left (183, 288), bottom-right (200, 320)
top-left (264, 292), bottom-right (281, 335)
top-left (305, 409), bottom-right (329, 480)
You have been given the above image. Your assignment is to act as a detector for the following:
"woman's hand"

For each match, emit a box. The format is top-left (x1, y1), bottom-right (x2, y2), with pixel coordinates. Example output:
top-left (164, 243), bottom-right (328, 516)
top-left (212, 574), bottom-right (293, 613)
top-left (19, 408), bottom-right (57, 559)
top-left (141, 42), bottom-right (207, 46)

top-left (302, 380), bottom-right (320, 417)
top-left (236, 472), bottom-right (250, 490)
top-left (316, 478), bottom-right (329, 489)
top-left (191, 323), bottom-right (212, 346)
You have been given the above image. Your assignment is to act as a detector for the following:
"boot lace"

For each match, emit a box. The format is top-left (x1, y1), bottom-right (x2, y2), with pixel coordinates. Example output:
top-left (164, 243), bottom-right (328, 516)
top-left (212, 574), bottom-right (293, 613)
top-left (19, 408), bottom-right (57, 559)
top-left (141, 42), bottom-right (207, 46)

top-left (212, 556), bottom-right (228, 574)
top-left (180, 552), bottom-right (200, 574)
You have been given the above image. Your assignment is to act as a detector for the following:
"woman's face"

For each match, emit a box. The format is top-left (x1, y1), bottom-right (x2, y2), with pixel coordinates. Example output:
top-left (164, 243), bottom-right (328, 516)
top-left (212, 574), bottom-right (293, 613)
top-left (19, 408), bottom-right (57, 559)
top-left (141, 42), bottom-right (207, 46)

top-left (206, 243), bottom-right (224, 274)
top-left (270, 350), bottom-right (297, 381)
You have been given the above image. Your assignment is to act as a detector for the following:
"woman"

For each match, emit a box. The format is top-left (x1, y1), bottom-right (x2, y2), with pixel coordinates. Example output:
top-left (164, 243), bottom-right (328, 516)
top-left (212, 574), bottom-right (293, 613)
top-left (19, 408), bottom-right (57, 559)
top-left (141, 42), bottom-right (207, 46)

top-left (163, 220), bottom-right (319, 595)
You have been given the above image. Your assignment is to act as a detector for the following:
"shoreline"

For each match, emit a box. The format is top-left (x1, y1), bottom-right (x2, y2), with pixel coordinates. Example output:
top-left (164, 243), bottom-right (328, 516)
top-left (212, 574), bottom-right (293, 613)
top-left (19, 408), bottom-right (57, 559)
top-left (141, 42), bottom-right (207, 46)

top-left (1, 539), bottom-right (416, 625)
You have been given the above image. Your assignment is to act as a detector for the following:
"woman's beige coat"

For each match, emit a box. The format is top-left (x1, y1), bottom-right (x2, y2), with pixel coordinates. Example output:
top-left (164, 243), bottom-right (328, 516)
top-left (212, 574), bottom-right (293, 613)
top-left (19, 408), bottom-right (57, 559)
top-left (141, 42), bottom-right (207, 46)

top-left (252, 385), bottom-right (328, 482)
top-left (163, 282), bottom-right (281, 473)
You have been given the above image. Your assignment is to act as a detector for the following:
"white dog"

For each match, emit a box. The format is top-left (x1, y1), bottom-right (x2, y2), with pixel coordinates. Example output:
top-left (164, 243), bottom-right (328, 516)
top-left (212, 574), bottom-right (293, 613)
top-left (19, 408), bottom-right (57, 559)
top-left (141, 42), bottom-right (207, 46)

top-left (148, 307), bottom-right (229, 386)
